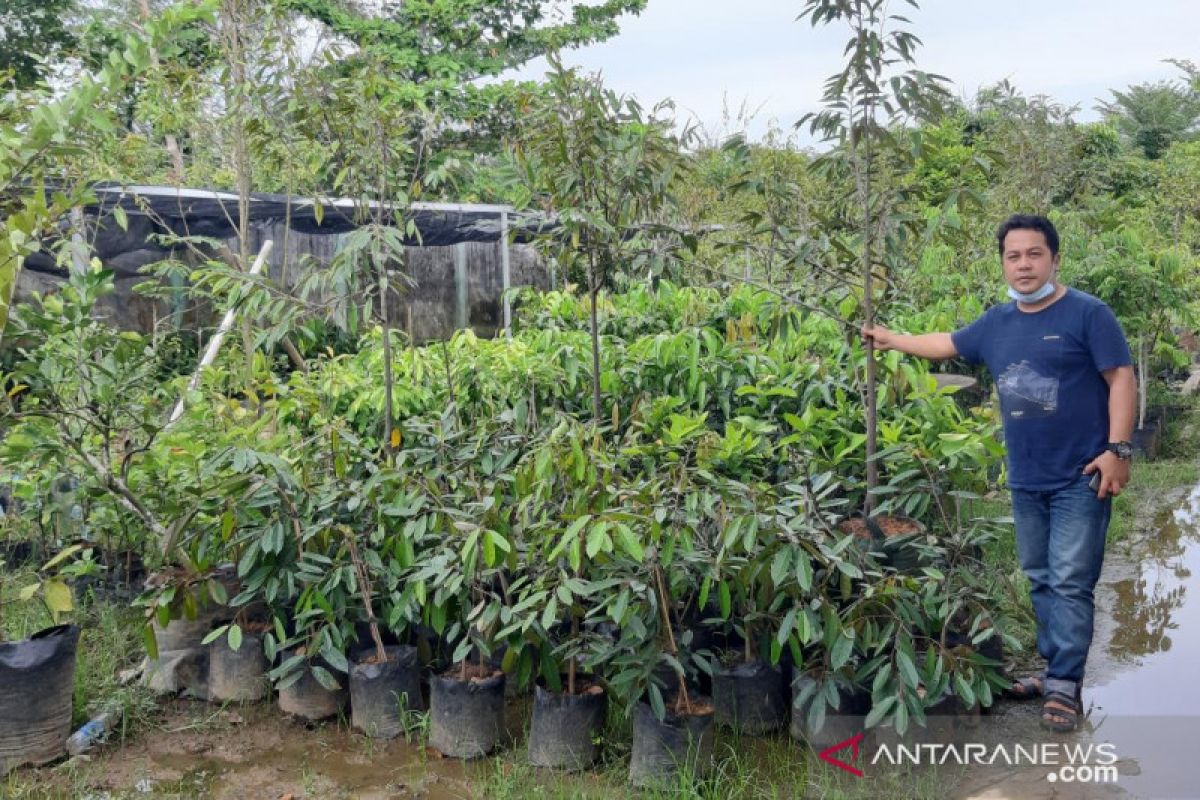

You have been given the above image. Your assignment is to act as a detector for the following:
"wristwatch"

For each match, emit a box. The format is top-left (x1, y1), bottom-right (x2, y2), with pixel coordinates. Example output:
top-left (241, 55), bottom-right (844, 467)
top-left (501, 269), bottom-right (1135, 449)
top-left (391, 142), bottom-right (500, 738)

top-left (1106, 441), bottom-right (1134, 460)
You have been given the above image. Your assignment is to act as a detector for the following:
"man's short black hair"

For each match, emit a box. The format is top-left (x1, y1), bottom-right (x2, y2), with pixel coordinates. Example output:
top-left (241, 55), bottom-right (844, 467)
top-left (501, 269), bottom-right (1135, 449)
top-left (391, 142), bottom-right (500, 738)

top-left (997, 214), bottom-right (1060, 258)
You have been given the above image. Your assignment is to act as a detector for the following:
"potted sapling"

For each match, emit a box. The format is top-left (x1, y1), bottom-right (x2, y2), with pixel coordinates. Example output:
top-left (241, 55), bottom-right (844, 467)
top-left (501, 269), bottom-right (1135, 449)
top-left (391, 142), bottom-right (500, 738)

top-left (779, 477), bottom-right (876, 749)
top-left (264, 493), bottom-right (360, 722)
top-left (597, 482), bottom-right (717, 789)
top-left (269, 575), bottom-right (352, 722)
top-left (708, 493), bottom-right (790, 735)
top-left (1, 546), bottom-right (89, 774)
top-left (415, 476), bottom-right (515, 759)
top-left (344, 506), bottom-right (425, 738)
top-left (510, 426), bottom-right (621, 770)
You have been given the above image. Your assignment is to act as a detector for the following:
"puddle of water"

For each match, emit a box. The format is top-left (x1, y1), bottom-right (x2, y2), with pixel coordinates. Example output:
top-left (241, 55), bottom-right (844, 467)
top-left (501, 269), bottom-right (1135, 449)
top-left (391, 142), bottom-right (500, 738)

top-left (1089, 481), bottom-right (1200, 715)
top-left (1072, 481), bottom-right (1200, 799)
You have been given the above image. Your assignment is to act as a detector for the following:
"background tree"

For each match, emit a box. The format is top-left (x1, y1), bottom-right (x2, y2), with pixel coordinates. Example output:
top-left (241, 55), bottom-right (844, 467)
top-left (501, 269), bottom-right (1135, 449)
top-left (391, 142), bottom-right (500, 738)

top-left (1098, 75), bottom-right (1200, 160)
top-left (0, 0), bottom-right (79, 88)
top-left (286, 0), bottom-right (646, 156)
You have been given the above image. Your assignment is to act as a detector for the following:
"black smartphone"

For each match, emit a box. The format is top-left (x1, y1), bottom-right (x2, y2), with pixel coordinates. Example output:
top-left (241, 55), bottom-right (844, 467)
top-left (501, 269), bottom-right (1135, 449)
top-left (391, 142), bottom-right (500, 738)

top-left (1088, 473), bottom-right (1100, 492)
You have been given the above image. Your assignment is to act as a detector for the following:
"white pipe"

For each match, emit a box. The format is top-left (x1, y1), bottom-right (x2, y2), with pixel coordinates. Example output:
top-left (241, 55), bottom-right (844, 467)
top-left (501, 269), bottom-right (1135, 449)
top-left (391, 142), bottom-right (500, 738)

top-left (500, 209), bottom-right (512, 336)
top-left (167, 240), bottom-right (274, 426)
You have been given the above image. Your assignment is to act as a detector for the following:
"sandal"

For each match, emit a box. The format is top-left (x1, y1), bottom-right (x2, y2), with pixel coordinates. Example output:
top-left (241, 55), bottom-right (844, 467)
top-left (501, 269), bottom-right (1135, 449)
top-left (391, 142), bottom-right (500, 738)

top-left (1004, 675), bottom-right (1044, 700)
top-left (1041, 689), bottom-right (1081, 732)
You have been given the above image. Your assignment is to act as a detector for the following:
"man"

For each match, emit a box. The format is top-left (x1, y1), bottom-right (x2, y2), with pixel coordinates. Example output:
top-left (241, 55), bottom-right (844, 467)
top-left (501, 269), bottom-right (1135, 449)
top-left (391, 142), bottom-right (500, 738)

top-left (863, 214), bottom-right (1135, 733)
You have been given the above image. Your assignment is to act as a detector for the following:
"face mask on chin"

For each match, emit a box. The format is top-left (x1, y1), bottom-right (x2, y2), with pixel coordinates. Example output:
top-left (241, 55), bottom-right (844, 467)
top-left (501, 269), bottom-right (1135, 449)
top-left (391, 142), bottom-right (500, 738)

top-left (1007, 280), bottom-right (1056, 304)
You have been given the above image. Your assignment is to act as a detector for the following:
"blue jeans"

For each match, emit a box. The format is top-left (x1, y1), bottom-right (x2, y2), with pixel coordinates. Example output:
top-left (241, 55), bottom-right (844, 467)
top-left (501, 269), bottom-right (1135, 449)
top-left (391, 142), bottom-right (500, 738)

top-left (1011, 473), bottom-right (1111, 694)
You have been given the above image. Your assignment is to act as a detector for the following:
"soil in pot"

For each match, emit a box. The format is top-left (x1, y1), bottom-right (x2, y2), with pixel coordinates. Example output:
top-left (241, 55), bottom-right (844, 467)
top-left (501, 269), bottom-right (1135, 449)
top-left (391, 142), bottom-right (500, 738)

top-left (277, 651), bottom-right (347, 721)
top-left (839, 515), bottom-right (925, 573)
top-left (527, 682), bottom-right (607, 771)
top-left (789, 674), bottom-right (871, 750)
top-left (428, 663), bottom-right (506, 759)
top-left (628, 696), bottom-right (715, 788)
top-left (0, 625), bottom-right (80, 775)
top-left (207, 623), bottom-right (270, 703)
top-left (712, 659), bottom-right (787, 734)
top-left (1133, 423), bottom-right (1160, 460)
top-left (349, 645), bottom-right (424, 739)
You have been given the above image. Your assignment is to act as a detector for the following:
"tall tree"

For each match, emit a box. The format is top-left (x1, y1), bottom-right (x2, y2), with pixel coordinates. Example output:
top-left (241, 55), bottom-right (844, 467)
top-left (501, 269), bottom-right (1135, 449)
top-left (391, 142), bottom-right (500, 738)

top-left (1098, 77), bottom-right (1200, 160)
top-left (799, 0), bottom-right (947, 514)
top-left (285, 0), bottom-right (646, 150)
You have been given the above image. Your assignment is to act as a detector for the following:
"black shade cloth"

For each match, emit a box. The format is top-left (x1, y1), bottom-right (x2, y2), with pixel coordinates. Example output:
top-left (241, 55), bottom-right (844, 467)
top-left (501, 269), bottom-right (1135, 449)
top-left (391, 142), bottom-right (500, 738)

top-left (22, 183), bottom-right (551, 276)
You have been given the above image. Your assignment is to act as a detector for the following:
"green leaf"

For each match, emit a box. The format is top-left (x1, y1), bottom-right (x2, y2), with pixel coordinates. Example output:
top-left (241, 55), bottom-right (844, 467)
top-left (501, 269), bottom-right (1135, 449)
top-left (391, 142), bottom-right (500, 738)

top-left (201, 625), bottom-right (229, 646)
top-left (955, 674), bottom-right (976, 708)
top-left (40, 544), bottom-right (82, 572)
top-left (698, 576), bottom-right (712, 611)
top-left (896, 650), bottom-right (920, 689)
top-left (483, 530), bottom-right (497, 566)
top-left (615, 524), bottom-right (644, 561)
top-left (830, 631), bottom-right (854, 671)
top-left (777, 608), bottom-right (797, 646)
top-left (312, 666), bottom-right (342, 692)
top-left (585, 522), bottom-right (609, 559)
top-left (648, 683), bottom-right (666, 721)
top-left (864, 695), bottom-right (897, 728)
top-left (872, 662), bottom-right (893, 696)
top-left (770, 549), bottom-right (791, 587)
top-left (795, 552), bottom-right (813, 592)
top-left (541, 597), bottom-right (559, 630)
top-left (610, 588), bottom-right (630, 624)
top-left (44, 579), bottom-right (73, 619)
top-left (141, 623), bottom-right (159, 660)
top-left (228, 624), bottom-right (243, 652)
top-left (718, 581), bottom-right (732, 619)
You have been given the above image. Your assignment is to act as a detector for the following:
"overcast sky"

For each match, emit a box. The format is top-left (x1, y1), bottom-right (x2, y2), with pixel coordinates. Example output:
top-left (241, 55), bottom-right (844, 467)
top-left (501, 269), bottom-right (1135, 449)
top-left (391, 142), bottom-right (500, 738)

top-left (509, 0), bottom-right (1199, 143)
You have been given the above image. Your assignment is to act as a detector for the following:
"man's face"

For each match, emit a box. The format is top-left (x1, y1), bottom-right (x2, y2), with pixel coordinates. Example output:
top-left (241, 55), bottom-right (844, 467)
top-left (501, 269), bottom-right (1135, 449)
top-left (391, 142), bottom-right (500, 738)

top-left (1001, 228), bottom-right (1059, 294)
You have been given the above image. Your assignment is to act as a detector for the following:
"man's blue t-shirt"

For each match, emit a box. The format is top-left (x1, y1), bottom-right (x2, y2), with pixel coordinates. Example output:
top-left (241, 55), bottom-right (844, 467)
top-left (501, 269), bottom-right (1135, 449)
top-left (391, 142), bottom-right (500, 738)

top-left (950, 288), bottom-right (1132, 491)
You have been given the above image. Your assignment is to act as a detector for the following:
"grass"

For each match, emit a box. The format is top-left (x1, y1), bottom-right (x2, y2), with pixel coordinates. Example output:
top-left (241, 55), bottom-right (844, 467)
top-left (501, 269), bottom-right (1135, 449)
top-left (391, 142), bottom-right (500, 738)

top-left (476, 728), bottom-right (955, 800)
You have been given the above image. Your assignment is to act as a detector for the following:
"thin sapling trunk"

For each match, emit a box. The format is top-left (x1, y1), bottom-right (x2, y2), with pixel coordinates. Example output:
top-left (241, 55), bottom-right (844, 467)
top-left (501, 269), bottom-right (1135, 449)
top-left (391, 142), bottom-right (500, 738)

top-left (588, 250), bottom-right (602, 423)
top-left (654, 564), bottom-right (691, 715)
top-left (345, 531), bottom-right (387, 664)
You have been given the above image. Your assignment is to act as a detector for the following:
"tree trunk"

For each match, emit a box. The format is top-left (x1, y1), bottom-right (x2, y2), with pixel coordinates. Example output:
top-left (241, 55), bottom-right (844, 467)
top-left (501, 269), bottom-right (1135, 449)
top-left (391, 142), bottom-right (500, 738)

top-left (380, 263), bottom-right (395, 451)
top-left (655, 565), bottom-right (691, 714)
top-left (852, 3), bottom-right (879, 516)
top-left (588, 253), bottom-right (602, 424)
top-left (219, 0), bottom-right (258, 387)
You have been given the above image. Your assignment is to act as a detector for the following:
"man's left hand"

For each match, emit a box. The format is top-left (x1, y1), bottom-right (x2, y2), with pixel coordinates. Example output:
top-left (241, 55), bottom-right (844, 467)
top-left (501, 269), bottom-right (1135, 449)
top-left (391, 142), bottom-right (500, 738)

top-left (1083, 451), bottom-right (1130, 499)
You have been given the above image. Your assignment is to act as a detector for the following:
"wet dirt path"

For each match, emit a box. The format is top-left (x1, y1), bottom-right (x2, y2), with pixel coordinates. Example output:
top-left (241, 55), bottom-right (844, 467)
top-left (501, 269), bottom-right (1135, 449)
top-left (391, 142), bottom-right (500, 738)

top-left (76, 701), bottom-right (483, 799)
top-left (955, 478), bottom-right (1200, 799)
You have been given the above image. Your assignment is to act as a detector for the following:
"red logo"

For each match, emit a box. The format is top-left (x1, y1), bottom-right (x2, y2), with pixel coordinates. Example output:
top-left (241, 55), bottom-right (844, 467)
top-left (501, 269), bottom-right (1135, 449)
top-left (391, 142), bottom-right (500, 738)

top-left (818, 732), bottom-right (865, 777)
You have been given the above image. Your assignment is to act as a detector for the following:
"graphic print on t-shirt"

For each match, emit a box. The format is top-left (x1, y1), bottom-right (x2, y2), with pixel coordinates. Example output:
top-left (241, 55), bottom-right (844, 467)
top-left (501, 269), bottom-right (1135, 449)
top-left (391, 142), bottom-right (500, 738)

top-left (997, 358), bottom-right (1059, 418)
